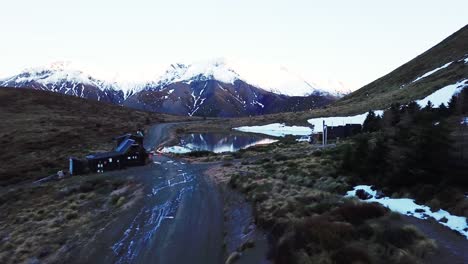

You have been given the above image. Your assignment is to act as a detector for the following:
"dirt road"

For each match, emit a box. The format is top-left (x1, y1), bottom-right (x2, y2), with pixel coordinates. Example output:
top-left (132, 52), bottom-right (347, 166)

top-left (73, 123), bottom-right (225, 264)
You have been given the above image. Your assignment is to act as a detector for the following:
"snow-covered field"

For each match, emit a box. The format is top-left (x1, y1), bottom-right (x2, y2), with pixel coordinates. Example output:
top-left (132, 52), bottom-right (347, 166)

top-left (233, 123), bottom-right (312, 137)
top-left (233, 111), bottom-right (387, 137)
top-left (161, 146), bottom-right (193, 154)
top-left (347, 185), bottom-right (468, 239)
top-left (416, 79), bottom-right (467, 107)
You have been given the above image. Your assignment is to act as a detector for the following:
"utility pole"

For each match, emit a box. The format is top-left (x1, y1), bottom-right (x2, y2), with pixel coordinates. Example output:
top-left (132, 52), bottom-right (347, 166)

top-left (322, 120), bottom-right (327, 146)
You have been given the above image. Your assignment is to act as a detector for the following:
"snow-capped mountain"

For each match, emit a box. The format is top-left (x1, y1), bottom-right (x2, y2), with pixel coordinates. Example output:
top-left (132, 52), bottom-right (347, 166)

top-left (0, 62), bottom-right (126, 104)
top-left (155, 61), bottom-right (240, 88)
top-left (124, 61), bottom-right (337, 117)
top-left (0, 60), bottom-right (338, 117)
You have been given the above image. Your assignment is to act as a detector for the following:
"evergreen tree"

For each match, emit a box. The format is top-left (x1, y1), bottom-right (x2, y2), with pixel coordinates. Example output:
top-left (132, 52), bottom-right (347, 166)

top-left (362, 110), bottom-right (382, 132)
top-left (448, 95), bottom-right (458, 114)
top-left (382, 103), bottom-right (401, 128)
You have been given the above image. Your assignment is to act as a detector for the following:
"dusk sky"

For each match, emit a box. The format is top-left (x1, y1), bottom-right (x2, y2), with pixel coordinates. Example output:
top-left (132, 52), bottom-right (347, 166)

top-left (1, 0), bottom-right (467, 91)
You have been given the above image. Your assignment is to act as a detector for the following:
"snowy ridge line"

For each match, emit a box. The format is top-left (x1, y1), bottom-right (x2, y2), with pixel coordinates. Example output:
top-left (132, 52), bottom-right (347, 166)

top-left (1, 58), bottom-right (344, 97)
top-left (347, 185), bottom-right (468, 239)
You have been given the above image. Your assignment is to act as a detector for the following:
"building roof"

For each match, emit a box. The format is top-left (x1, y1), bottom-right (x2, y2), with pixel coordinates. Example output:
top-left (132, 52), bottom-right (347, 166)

top-left (86, 139), bottom-right (137, 160)
top-left (86, 151), bottom-right (122, 160)
top-left (115, 138), bottom-right (135, 153)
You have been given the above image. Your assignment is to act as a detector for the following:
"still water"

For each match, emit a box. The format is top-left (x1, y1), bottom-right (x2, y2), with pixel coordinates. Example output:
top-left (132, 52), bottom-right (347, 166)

top-left (162, 133), bottom-right (277, 153)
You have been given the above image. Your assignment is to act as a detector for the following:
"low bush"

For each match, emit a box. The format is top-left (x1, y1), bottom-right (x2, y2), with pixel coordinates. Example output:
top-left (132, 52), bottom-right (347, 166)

top-left (332, 202), bottom-right (388, 225)
top-left (186, 150), bottom-right (214, 157)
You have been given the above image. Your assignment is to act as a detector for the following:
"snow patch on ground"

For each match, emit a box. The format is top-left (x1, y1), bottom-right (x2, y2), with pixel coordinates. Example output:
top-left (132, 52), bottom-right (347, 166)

top-left (161, 146), bottom-right (192, 154)
top-left (233, 123), bottom-right (312, 137)
top-left (411, 62), bottom-right (453, 83)
top-left (347, 185), bottom-right (468, 239)
top-left (307, 111), bottom-right (384, 133)
top-left (416, 79), bottom-right (467, 107)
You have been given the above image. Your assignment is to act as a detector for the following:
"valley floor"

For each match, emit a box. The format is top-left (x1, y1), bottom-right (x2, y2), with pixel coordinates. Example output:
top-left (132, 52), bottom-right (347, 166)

top-left (2, 121), bottom-right (468, 264)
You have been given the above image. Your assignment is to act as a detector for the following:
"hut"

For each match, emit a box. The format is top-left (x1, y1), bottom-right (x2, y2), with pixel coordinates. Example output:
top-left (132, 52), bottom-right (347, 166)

top-left (85, 134), bottom-right (147, 173)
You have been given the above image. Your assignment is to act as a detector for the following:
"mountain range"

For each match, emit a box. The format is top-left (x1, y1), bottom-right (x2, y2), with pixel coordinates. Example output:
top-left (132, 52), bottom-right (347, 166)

top-left (0, 60), bottom-right (338, 117)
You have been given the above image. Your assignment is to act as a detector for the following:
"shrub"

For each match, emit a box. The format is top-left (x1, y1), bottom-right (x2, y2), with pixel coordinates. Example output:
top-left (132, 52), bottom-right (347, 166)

top-left (332, 244), bottom-right (372, 264)
top-left (375, 225), bottom-right (424, 248)
top-left (332, 202), bottom-right (387, 225)
top-left (65, 212), bottom-right (78, 220)
top-left (274, 153), bottom-right (288, 161)
top-left (186, 150), bottom-right (213, 157)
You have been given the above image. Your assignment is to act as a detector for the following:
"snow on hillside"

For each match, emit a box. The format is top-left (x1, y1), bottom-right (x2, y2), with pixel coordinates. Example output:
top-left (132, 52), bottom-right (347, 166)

top-left (411, 61), bottom-right (453, 83)
top-left (235, 79), bottom-right (467, 137)
top-left (417, 79), bottom-right (468, 107)
top-left (347, 185), bottom-right (468, 239)
top-left (307, 111), bottom-right (384, 133)
top-left (233, 111), bottom-right (387, 137)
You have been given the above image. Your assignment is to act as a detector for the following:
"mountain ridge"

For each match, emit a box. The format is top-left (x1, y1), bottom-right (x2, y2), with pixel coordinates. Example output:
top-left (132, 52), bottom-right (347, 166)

top-left (0, 60), bottom-right (339, 117)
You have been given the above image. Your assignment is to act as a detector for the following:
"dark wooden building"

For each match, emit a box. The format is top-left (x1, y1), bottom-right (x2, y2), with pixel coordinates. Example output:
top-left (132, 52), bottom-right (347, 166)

top-left (85, 134), bottom-right (147, 173)
top-left (327, 124), bottom-right (362, 140)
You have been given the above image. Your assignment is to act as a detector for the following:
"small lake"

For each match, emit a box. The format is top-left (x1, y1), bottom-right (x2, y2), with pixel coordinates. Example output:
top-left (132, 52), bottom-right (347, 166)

top-left (162, 133), bottom-right (277, 153)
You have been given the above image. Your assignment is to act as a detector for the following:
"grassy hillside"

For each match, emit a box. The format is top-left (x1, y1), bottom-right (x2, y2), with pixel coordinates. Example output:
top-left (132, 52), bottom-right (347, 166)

top-left (332, 24), bottom-right (468, 112)
top-left (0, 87), bottom-right (196, 185)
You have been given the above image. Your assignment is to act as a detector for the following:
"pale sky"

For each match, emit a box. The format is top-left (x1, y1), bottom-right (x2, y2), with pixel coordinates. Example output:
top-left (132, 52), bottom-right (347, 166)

top-left (1, 0), bottom-right (467, 91)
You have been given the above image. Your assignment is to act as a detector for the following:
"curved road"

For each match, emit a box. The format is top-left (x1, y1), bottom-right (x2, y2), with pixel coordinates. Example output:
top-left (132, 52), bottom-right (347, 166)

top-left (75, 123), bottom-right (225, 264)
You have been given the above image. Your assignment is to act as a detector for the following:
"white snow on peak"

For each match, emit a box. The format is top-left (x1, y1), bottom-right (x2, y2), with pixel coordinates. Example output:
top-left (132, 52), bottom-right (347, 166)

top-left (231, 61), bottom-right (338, 97)
top-left (411, 61), bottom-right (453, 83)
top-left (417, 79), bottom-right (467, 107)
top-left (2, 58), bottom-right (348, 97)
top-left (155, 59), bottom-right (241, 88)
top-left (152, 58), bottom-right (343, 97)
top-left (6, 62), bottom-right (118, 92)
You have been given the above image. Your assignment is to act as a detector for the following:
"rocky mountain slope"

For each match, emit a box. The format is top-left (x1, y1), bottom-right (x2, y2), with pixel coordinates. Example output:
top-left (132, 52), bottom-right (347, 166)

top-left (0, 61), bottom-right (337, 117)
top-left (0, 62), bottom-right (126, 104)
top-left (124, 62), bottom-right (336, 117)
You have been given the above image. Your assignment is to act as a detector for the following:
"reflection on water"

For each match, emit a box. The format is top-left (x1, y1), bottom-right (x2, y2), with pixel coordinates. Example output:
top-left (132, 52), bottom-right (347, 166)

top-left (162, 133), bottom-right (277, 153)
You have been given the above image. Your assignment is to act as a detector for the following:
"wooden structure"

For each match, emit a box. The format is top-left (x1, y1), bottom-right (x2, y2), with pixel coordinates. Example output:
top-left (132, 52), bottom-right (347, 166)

top-left (326, 124), bottom-right (362, 140)
top-left (85, 134), bottom-right (147, 173)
